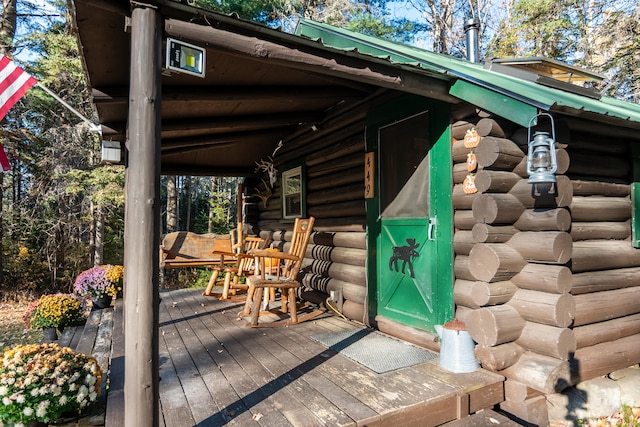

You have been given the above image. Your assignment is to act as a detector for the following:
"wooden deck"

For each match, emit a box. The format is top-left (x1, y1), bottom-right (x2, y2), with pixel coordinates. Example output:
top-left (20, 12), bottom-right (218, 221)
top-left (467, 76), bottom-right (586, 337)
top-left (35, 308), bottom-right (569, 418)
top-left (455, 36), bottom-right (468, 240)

top-left (99, 287), bottom-right (509, 426)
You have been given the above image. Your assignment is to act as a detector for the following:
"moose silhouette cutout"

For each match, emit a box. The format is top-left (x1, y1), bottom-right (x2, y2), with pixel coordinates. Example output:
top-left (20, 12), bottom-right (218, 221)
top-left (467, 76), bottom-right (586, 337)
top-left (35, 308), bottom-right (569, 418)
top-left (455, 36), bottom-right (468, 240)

top-left (389, 238), bottom-right (420, 278)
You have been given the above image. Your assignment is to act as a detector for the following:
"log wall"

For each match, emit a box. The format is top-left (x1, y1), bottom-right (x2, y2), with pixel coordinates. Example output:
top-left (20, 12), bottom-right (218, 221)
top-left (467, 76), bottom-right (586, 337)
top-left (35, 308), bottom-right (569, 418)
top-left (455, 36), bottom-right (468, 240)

top-left (248, 100), bottom-right (369, 324)
top-left (453, 111), bottom-right (640, 403)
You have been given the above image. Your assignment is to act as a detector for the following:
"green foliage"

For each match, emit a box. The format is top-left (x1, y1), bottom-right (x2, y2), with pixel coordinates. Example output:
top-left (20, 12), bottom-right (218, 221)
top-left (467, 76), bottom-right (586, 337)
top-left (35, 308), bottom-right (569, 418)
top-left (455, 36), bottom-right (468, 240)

top-left (192, 0), bottom-right (425, 42)
top-left (487, 0), bottom-right (581, 59)
top-left (64, 166), bottom-right (125, 210)
top-left (348, 10), bottom-right (428, 43)
top-left (161, 176), bottom-right (238, 236)
top-left (194, 0), bottom-right (283, 23)
top-left (161, 268), bottom-right (209, 290)
top-left (591, 5), bottom-right (640, 102)
top-left (189, 268), bottom-right (214, 289)
top-left (486, 0), bottom-right (639, 103)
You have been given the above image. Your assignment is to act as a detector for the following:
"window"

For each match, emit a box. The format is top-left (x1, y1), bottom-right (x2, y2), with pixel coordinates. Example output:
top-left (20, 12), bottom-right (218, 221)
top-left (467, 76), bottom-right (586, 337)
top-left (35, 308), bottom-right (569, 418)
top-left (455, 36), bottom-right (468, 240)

top-left (282, 166), bottom-right (303, 219)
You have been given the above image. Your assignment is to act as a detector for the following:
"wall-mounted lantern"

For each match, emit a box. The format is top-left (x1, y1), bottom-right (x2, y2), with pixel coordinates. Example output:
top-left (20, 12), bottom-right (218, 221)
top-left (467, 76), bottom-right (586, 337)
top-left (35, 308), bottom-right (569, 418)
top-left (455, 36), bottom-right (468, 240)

top-left (101, 140), bottom-right (122, 164)
top-left (526, 113), bottom-right (558, 184)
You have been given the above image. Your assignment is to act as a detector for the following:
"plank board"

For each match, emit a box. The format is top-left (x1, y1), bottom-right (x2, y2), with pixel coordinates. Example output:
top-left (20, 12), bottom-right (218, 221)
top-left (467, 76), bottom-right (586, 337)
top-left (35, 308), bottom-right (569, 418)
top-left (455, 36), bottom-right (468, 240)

top-left (442, 409), bottom-right (522, 426)
top-left (158, 300), bottom-right (198, 426)
top-left (58, 325), bottom-right (82, 349)
top-left (105, 299), bottom-right (125, 427)
top-left (75, 309), bottom-right (102, 355)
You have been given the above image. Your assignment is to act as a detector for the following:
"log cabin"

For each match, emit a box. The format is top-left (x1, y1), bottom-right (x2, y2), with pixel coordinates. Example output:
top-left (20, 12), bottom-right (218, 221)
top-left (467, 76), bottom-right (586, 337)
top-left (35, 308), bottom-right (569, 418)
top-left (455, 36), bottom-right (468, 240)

top-left (71, 0), bottom-right (640, 424)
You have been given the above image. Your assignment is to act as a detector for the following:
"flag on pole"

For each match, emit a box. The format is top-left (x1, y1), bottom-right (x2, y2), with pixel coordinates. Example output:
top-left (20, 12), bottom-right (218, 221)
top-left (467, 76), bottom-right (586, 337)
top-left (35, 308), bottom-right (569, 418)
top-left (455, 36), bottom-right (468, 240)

top-left (0, 54), bottom-right (37, 171)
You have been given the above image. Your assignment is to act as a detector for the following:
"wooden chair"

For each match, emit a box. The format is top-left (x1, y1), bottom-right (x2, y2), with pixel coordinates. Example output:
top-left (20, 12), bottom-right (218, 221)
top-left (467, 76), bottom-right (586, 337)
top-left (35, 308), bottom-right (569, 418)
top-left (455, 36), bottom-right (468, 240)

top-left (203, 235), bottom-right (269, 300)
top-left (229, 223), bottom-right (244, 254)
top-left (240, 217), bottom-right (324, 327)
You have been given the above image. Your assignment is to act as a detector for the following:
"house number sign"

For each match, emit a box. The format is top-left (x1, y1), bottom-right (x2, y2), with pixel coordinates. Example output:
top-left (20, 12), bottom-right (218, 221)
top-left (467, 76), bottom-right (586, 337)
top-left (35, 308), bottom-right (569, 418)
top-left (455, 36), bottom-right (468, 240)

top-left (365, 152), bottom-right (375, 199)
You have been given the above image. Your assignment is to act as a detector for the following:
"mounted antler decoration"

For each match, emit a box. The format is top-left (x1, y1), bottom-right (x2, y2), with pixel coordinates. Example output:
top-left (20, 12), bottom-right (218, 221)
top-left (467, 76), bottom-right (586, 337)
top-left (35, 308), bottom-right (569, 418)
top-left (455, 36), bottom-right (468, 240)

top-left (255, 157), bottom-right (277, 188)
top-left (251, 178), bottom-right (273, 208)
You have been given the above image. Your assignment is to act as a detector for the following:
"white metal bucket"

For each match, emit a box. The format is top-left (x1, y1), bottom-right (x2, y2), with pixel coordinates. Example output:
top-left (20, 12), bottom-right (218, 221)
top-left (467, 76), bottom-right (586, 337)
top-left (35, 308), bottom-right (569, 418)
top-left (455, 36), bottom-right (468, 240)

top-left (435, 320), bottom-right (479, 373)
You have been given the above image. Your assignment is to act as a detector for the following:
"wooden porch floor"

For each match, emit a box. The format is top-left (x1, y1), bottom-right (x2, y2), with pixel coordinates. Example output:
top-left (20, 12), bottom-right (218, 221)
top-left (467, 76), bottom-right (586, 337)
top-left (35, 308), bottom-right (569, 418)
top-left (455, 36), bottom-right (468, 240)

top-left (106, 288), bottom-right (508, 427)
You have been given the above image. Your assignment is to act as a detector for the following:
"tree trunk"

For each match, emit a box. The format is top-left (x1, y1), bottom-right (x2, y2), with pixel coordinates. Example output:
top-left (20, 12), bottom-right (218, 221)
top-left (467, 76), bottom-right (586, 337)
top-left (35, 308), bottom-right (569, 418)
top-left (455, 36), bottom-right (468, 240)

top-left (94, 206), bottom-right (104, 265)
top-left (0, 0), bottom-right (18, 54)
top-left (208, 177), bottom-right (215, 233)
top-left (185, 176), bottom-right (192, 231)
top-left (89, 201), bottom-right (96, 266)
top-left (166, 175), bottom-right (177, 232)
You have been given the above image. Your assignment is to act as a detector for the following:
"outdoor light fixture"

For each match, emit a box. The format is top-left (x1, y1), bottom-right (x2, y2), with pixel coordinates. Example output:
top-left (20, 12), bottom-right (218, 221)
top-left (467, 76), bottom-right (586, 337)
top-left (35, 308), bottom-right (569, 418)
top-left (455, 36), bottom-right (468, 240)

top-left (101, 140), bottom-right (122, 164)
top-left (526, 113), bottom-right (558, 184)
top-left (165, 38), bottom-right (206, 78)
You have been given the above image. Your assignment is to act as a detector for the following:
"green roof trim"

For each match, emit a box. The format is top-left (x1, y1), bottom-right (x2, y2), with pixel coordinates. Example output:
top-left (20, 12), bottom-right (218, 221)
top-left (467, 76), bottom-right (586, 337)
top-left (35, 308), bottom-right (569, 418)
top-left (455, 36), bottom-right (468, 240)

top-left (295, 19), bottom-right (640, 129)
top-left (449, 80), bottom-right (537, 127)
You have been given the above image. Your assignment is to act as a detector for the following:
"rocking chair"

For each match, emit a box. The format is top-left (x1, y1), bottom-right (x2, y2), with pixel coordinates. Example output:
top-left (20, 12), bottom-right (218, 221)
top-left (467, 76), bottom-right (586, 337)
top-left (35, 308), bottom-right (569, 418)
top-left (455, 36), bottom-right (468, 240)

top-left (240, 217), bottom-right (323, 327)
top-left (203, 233), bottom-right (268, 300)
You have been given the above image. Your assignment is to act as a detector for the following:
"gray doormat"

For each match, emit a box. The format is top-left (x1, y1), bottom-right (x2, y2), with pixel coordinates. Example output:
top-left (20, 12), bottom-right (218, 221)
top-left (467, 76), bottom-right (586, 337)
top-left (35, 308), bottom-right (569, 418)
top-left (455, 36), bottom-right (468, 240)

top-left (311, 328), bottom-right (438, 374)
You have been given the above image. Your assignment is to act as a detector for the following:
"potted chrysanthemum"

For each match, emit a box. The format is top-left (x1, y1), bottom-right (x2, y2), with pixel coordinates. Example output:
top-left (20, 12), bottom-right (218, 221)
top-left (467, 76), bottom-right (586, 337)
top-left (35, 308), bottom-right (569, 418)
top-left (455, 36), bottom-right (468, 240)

top-left (24, 294), bottom-right (86, 341)
top-left (104, 264), bottom-right (124, 299)
top-left (73, 265), bottom-right (121, 309)
top-left (0, 343), bottom-right (102, 426)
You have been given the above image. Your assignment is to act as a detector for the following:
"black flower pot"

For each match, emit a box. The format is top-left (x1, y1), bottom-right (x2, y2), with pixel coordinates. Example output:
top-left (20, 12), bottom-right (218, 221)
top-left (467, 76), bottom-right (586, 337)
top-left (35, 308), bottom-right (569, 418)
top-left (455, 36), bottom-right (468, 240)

top-left (92, 294), bottom-right (112, 309)
top-left (42, 326), bottom-right (59, 341)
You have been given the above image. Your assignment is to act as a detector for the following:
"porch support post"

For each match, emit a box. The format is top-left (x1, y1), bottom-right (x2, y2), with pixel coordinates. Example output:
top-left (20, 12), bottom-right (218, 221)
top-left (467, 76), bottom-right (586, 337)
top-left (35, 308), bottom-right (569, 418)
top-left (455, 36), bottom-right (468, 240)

top-left (124, 3), bottom-right (161, 427)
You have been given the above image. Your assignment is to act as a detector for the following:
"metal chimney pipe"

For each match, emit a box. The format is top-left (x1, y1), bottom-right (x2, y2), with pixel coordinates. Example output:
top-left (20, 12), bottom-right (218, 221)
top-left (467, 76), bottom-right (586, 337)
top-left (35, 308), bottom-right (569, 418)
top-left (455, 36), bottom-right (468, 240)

top-left (464, 18), bottom-right (480, 63)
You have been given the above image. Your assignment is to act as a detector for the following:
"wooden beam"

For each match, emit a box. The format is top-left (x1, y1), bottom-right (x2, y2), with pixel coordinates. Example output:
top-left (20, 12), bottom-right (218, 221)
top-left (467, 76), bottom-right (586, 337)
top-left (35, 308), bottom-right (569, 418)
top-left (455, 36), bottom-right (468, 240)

top-left (160, 164), bottom-right (256, 177)
top-left (100, 124), bottom-right (291, 150)
top-left (124, 5), bottom-right (161, 427)
top-left (160, 111), bottom-right (323, 133)
top-left (93, 85), bottom-right (366, 104)
top-left (74, 0), bottom-right (129, 14)
top-left (160, 128), bottom-right (289, 151)
top-left (164, 19), bottom-right (457, 103)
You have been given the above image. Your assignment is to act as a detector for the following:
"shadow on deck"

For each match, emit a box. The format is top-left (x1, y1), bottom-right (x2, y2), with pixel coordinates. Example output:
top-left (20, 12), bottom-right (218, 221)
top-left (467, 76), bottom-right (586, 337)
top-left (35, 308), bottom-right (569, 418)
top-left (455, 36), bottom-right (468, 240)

top-left (76, 288), bottom-right (518, 426)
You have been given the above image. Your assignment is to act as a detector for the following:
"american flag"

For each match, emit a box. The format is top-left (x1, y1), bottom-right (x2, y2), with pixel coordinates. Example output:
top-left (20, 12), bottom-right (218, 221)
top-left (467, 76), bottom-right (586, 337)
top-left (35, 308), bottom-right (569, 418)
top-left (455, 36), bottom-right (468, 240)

top-left (0, 54), bottom-right (37, 171)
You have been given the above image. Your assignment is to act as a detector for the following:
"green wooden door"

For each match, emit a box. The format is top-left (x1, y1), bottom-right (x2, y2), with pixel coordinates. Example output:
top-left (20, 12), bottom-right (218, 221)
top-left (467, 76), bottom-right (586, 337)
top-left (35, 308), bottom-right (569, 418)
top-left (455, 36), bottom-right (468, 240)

top-left (366, 96), bottom-right (453, 333)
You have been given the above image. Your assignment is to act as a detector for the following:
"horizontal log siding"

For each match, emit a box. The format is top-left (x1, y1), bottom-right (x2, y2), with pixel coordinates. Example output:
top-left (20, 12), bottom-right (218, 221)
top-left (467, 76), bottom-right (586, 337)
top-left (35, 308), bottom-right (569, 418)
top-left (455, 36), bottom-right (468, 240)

top-left (250, 103), bottom-right (369, 323)
top-left (454, 112), bottom-right (640, 400)
top-left (563, 131), bottom-right (640, 381)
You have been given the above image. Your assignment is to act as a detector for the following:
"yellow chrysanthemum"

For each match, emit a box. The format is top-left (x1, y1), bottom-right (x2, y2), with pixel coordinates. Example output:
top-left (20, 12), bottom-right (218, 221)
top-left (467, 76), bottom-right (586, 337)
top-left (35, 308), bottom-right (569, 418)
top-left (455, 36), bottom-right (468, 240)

top-left (18, 246), bottom-right (29, 259)
top-left (105, 265), bottom-right (124, 283)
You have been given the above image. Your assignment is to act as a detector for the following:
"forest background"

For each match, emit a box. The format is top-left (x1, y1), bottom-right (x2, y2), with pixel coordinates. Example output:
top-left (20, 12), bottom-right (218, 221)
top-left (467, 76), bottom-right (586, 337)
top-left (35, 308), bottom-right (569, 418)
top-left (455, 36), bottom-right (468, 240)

top-left (0, 0), bottom-right (637, 300)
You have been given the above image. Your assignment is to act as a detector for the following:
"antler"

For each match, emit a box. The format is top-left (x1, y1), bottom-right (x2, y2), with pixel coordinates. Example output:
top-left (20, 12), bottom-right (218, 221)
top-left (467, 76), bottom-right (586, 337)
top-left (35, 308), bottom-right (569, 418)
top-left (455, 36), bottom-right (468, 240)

top-left (254, 157), bottom-right (277, 188)
top-left (251, 178), bottom-right (273, 208)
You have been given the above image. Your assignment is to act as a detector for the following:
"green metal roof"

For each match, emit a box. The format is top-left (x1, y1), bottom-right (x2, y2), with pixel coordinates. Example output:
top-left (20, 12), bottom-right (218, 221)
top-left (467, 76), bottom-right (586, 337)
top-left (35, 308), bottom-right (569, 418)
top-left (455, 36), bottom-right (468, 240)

top-left (296, 19), bottom-right (640, 129)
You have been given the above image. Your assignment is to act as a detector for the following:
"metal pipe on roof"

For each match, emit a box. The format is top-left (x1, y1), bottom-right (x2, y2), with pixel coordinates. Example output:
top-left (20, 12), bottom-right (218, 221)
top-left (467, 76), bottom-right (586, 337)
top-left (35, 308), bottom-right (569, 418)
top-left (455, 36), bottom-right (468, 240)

top-left (464, 18), bottom-right (481, 63)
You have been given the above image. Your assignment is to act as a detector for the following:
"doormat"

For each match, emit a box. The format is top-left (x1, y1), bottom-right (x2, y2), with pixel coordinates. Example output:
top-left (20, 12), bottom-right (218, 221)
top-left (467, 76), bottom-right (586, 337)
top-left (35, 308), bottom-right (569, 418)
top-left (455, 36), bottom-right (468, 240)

top-left (311, 328), bottom-right (438, 374)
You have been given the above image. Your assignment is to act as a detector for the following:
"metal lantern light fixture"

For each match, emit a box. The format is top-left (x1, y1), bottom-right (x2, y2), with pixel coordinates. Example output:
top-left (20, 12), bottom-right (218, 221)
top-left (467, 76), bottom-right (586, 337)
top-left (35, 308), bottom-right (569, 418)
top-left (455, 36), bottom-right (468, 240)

top-left (101, 140), bottom-right (122, 164)
top-left (526, 113), bottom-right (558, 184)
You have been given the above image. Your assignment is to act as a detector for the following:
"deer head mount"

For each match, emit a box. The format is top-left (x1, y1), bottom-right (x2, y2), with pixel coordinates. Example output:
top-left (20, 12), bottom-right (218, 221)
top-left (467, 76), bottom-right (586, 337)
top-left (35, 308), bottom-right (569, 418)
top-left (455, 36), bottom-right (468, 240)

top-left (255, 157), bottom-right (277, 188)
